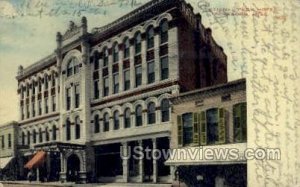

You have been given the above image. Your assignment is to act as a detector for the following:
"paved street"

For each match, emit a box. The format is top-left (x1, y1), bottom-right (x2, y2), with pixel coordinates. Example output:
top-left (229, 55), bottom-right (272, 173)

top-left (0, 181), bottom-right (172, 187)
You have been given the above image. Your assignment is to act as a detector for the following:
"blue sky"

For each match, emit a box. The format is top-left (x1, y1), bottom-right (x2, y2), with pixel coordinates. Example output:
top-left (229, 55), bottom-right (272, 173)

top-left (0, 0), bottom-right (247, 124)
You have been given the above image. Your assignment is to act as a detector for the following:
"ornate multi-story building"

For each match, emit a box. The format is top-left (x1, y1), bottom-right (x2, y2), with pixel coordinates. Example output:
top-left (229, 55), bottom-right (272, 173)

top-left (15, 0), bottom-right (227, 184)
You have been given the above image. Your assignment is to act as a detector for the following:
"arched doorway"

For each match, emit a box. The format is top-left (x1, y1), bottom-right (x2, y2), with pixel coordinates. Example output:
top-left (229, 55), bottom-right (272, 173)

top-left (66, 154), bottom-right (80, 182)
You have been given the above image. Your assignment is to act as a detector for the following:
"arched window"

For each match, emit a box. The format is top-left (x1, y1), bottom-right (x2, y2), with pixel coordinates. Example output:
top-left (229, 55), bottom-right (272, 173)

top-left (124, 108), bottom-right (131, 128)
top-left (147, 102), bottom-right (156, 124)
top-left (75, 116), bottom-right (80, 139)
top-left (66, 118), bottom-right (71, 141)
top-left (135, 105), bottom-right (143, 126)
top-left (39, 128), bottom-right (43, 143)
top-left (114, 111), bottom-right (120, 130)
top-left (73, 57), bottom-right (80, 74)
top-left (22, 132), bottom-right (25, 145)
top-left (160, 19), bottom-right (169, 44)
top-left (104, 113), bottom-right (110, 132)
top-left (135, 32), bottom-right (142, 54)
top-left (147, 27), bottom-right (154, 49)
top-left (45, 76), bottom-right (49, 89)
top-left (113, 43), bottom-right (119, 63)
top-left (33, 129), bottom-right (37, 144)
top-left (52, 125), bottom-right (57, 141)
top-left (67, 60), bottom-right (73, 77)
top-left (45, 127), bottom-right (49, 142)
top-left (94, 115), bottom-right (100, 133)
top-left (161, 99), bottom-right (170, 122)
top-left (103, 48), bottom-right (109, 67)
top-left (27, 131), bottom-right (31, 145)
top-left (124, 37), bottom-right (130, 59)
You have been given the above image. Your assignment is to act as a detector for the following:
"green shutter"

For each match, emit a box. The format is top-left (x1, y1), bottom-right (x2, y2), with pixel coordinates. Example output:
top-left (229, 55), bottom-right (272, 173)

top-left (233, 104), bottom-right (242, 142)
top-left (200, 111), bottom-right (207, 145)
top-left (177, 115), bottom-right (183, 147)
top-left (193, 113), bottom-right (199, 145)
top-left (241, 103), bottom-right (247, 141)
top-left (218, 108), bottom-right (226, 144)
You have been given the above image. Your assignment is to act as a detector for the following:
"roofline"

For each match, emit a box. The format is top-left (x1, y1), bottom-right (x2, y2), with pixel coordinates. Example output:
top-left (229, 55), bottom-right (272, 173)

top-left (0, 121), bottom-right (19, 128)
top-left (171, 78), bottom-right (246, 104)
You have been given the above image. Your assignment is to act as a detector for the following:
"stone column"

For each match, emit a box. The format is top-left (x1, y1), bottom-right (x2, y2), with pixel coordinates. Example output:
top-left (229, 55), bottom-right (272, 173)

top-left (138, 140), bottom-right (144, 182)
top-left (60, 152), bottom-right (67, 182)
top-left (122, 142), bottom-right (129, 182)
top-left (141, 39), bottom-right (147, 85)
top-left (152, 138), bottom-right (158, 183)
top-left (154, 34), bottom-right (160, 82)
top-left (36, 167), bottom-right (40, 181)
top-left (129, 43), bottom-right (135, 89)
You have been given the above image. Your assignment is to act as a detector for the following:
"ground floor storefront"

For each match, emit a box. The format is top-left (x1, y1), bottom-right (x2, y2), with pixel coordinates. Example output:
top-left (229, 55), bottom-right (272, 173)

top-left (15, 137), bottom-right (172, 184)
top-left (94, 137), bottom-right (172, 183)
top-left (170, 164), bottom-right (247, 187)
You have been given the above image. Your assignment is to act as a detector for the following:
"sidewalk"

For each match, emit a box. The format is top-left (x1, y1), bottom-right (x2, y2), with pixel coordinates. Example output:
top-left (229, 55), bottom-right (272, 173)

top-left (0, 181), bottom-right (172, 187)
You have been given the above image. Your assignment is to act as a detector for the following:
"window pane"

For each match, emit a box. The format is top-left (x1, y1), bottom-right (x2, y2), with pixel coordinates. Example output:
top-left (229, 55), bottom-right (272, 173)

top-left (136, 105), bottom-right (143, 126)
top-left (124, 70), bottom-right (130, 90)
top-left (161, 57), bottom-right (169, 80)
top-left (161, 99), bottom-right (170, 122)
top-left (183, 113), bottom-right (193, 145)
top-left (104, 77), bottom-right (109, 96)
top-left (160, 20), bottom-right (168, 44)
top-left (148, 62), bottom-right (155, 83)
top-left (207, 108), bottom-right (218, 144)
top-left (113, 74), bottom-right (119, 94)
top-left (147, 27), bottom-right (154, 49)
top-left (148, 102), bottom-right (156, 124)
top-left (114, 111), bottom-right (120, 130)
top-left (135, 66), bottom-right (142, 87)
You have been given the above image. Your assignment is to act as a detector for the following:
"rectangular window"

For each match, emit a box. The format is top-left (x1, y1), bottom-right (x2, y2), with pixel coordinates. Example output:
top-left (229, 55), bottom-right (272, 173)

top-left (45, 97), bottom-right (49, 114)
top-left (113, 74), bottom-right (119, 94)
top-left (21, 106), bottom-right (24, 120)
top-left (32, 102), bottom-right (35, 117)
top-left (234, 103), bottom-right (247, 142)
top-left (52, 76), bottom-right (56, 87)
top-left (124, 70), bottom-right (130, 91)
top-left (103, 77), bottom-right (109, 97)
top-left (1, 135), bottom-right (4, 149)
top-left (182, 113), bottom-right (193, 145)
top-left (21, 90), bottom-right (24, 99)
top-left (66, 88), bottom-right (71, 110)
top-left (8, 134), bottom-right (11, 148)
top-left (135, 66), bottom-right (142, 87)
top-left (75, 85), bottom-right (80, 108)
top-left (52, 96), bottom-right (56, 112)
top-left (26, 87), bottom-right (29, 97)
top-left (38, 82), bottom-right (42, 92)
top-left (26, 104), bottom-right (30, 118)
top-left (147, 61), bottom-right (155, 84)
top-left (38, 100), bottom-right (42, 115)
top-left (94, 80), bottom-right (99, 99)
top-left (206, 108), bottom-right (219, 144)
top-left (32, 85), bottom-right (35, 95)
top-left (160, 57), bottom-right (169, 80)
top-left (45, 78), bottom-right (48, 89)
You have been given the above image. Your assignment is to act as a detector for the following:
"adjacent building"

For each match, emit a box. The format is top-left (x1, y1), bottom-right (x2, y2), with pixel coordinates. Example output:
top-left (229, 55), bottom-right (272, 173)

top-left (166, 79), bottom-right (247, 187)
top-left (15, 0), bottom-right (227, 184)
top-left (0, 121), bottom-right (19, 180)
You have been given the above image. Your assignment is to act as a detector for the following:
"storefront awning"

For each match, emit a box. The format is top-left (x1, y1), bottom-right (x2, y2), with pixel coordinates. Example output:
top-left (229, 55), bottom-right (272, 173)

top-left (24, 151), bottom-right (47, 170)
top-left (0, 156), bottom-right (14, 169)
top-left (165, 143), bottom-right (247, 166)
